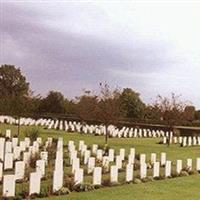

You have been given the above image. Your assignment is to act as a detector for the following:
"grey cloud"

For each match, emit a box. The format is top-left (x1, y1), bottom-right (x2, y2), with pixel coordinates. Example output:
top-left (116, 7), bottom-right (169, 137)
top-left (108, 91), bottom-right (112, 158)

top-left (0, 2), bottom-right (187, 102)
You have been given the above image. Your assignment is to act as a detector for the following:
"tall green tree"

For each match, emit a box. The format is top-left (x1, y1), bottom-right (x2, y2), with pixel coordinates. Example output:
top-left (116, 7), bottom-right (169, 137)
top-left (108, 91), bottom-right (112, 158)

top-left (95, 83), bottom-right (122, 144)
top-left (0, 65), bottom-right (29, 97)
top-left (183, 106), bottom-right (195, 122)
top-left (75, 91), bottom-right (98, 121)
top-left (119, 88), bottom-right (146, 119)
top-left (38, 91), bottom-right (66, 114)
top-left (153, 93), bottom-right (186, 127)
top-left (195, 110), bottom-right (200, 120)
top-left (0, 65), bottom-right (30, 115)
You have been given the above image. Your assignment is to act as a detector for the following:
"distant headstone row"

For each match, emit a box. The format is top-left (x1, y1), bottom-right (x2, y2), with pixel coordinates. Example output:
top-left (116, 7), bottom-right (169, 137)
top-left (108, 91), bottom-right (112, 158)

top-left (162, 136), bottom-right (200, 147)
top-left (0, 115), bottom-right (173, 138)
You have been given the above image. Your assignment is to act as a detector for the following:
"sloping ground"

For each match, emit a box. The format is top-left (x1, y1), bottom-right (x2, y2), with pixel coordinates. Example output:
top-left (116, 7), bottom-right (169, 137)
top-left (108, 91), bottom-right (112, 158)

top-left (44, 175), bottom-right (200, 200)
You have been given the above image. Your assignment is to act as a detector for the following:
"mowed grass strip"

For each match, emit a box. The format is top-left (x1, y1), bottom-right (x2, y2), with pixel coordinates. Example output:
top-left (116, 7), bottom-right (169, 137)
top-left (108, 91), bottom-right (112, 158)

top-left (42, 175), bottom-right (200, 200)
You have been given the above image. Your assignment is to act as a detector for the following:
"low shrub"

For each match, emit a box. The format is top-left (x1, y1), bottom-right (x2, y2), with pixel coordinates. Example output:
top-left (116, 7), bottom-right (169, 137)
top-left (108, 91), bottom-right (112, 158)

top-left (110, 182), bottom-right (120, 187)
top-left (134, 178), bottom-right (142, 184)
top-left (171, 171), bottom-right (179, 178)
top-left (37, 186), bottom-right (52, 198)
top-left (53, 187), bottom-right (70, 196)
top-left (188, 170), bottom-right (198, 175)
top-left (134, 160), bottom-right (140, 170)
top-left (64, 176), bottom-right (75, 191)
top-left (154, 175), bottom-right (165, 180)
top-left (141, 177), bottom-right (149, 183)
top-left (25, 127), bottom-right (39, 142)
top-left (29, 153), bottom-right (40, 168)
top-left (147, 176), bottom-right (154, 182)
top-left (135, 154), bottom-right (140, 161)
top-left (102, 178), bottom-right (112, 187)
top-left (72, 183), bottom-right (95, 192)
top-left (180, 170), bottom-right (189, 177)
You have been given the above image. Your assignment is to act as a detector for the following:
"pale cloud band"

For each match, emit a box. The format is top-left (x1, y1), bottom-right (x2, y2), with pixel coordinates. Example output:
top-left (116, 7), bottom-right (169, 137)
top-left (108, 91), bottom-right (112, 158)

top-left (1, 1), bottom-right (200, 108)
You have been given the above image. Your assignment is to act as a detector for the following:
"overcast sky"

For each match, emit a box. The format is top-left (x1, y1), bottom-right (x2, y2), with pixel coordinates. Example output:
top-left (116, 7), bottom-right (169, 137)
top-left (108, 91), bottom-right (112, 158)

top-left (1, 0), bottom-right (200, 108)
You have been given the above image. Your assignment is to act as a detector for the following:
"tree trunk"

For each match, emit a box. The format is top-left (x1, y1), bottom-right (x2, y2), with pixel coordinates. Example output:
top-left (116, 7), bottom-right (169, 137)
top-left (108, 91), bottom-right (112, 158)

top-left (17, 116), bottom-right (20, 137)
top-left (105, 124), bottom-right (108, 144)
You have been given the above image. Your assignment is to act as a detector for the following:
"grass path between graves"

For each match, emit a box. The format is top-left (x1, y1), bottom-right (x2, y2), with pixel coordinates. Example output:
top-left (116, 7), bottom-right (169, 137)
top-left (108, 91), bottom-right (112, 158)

top-left (42, 174), bottom-right (200, 200)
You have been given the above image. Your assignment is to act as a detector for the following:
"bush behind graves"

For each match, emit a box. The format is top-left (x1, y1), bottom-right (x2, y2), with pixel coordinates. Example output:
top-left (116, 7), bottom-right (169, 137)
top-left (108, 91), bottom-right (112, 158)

top-left (133, 178), bottom-right (142, 184)
top-left (102, 178), bottom-right (112, 187)
top-left (180, 170), bottom-right (189, 177)
top-left (171, 171), bottom-right (179, 178)
top-left (25, 127), bottom-right (39, 142)
top-left (72, 183), bottom-right (95, 192)
top-left (64, 176), bottom-right (75, 191)
top-left (53, 187), bottom-right (70, 196)
top-left (29, 153), bottom-right (40, 168)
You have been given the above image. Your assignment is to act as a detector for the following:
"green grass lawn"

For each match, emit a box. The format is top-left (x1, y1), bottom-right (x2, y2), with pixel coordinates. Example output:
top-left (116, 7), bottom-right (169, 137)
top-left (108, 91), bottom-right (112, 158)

top-left (0, 123), bottom-right (200, 200)
top-left (43, 175), bottom-right (200, 200)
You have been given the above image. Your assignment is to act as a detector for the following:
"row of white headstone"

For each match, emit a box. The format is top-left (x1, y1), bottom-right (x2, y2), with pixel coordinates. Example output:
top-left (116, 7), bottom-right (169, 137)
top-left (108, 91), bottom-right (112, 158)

top-left (0, 136), bottom-right (51, 197)
top-left (47, 121), bottom-right (173, 138)
top-left (1, 135), bottom-right (200, 197)
top-left (163, 136), bottom-right (200, 147)
top-left (0, 115), bottom-right (173, 138)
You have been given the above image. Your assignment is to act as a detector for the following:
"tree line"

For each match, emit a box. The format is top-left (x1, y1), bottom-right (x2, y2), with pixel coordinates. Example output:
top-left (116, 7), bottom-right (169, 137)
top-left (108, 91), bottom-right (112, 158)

top-left (0, 64), bottom-right (200, 127)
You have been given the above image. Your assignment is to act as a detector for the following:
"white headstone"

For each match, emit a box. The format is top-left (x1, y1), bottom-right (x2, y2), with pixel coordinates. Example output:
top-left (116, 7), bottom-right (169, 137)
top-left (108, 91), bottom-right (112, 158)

top-left (110, 165), bottom-right (118, 183)
top-left (165, 161), bottom-right (171, 177)
top-left (72, 158), bottom-right (80, 174)
top-left (23, 152), bottom-right (30, 165)
top-left (74, 168), bottom-right (83, 185)
top-left (130, 148), bottom-right (135, 160)
top-left (15, 161), bottom-right (25, 180)
top-left (5, 141), bottom-right (12, 153)
top-left (116, 155), bottom-right (122, 169)
top-left (161, 152), bottom-right (166, 166)
top-left (151, 153), bottom-right (157, 164)
top-left (79, 140), bottom-right (84, 151)
top-left (188, 137), bottom-right (192, 146)
top-left (128, 154), bottom-right (134, 165)
top-left (40, 151), bottom-right (48, 165)
top-left (4, 153), bottom-right (13, 170)
top-left (140, 154), bottom-right (146, 165)
top-left (140, 162), bottom-right (147, 179)
top-left (102, 156), bottom-right (109, 170)
top-left (29, 172), bottom-right (41, 195)
top-left (97, 149), bottom-right (103, 161)
top-left (153, 162), bottom-right (160, 178)
top-left (119, 148), bottom-right (125, 160)
top-left (6, 129), bottom-right (11, 138)
top-left (126, 164), bottom-right (133, 182)
top-left (12, 138), bottom-right (18, 148)
top-left (84, 150), bottom-right (91, 165)
top-left (92, 144), bottom-right (98, 154)
top-left (108, 149), bottom-right (114, 162)
top-left (0, 138), bottom-right (5, 161)
top-left (0, 162), bottom-right (3, 181)
top-left (88, 157), bottom-right (95, 174)
top-left (19, 141), bottom-right (26, 152)
top-left (3, 175), bottom-right (15, 197)
top-left (53, 170), bottom-right (63, 192)
top-left (93, 167), bottom-right (102, 185)
top-left (36, 160), bottom-right (45, 177)
top-left (176, 160), bottom-right (182, 174)
top-left (13, 146), bottom-right (21, 160)
top-left (187, 158), bottom-right (192, 171)
top-left (196, 158), bottom-right (200, 171)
